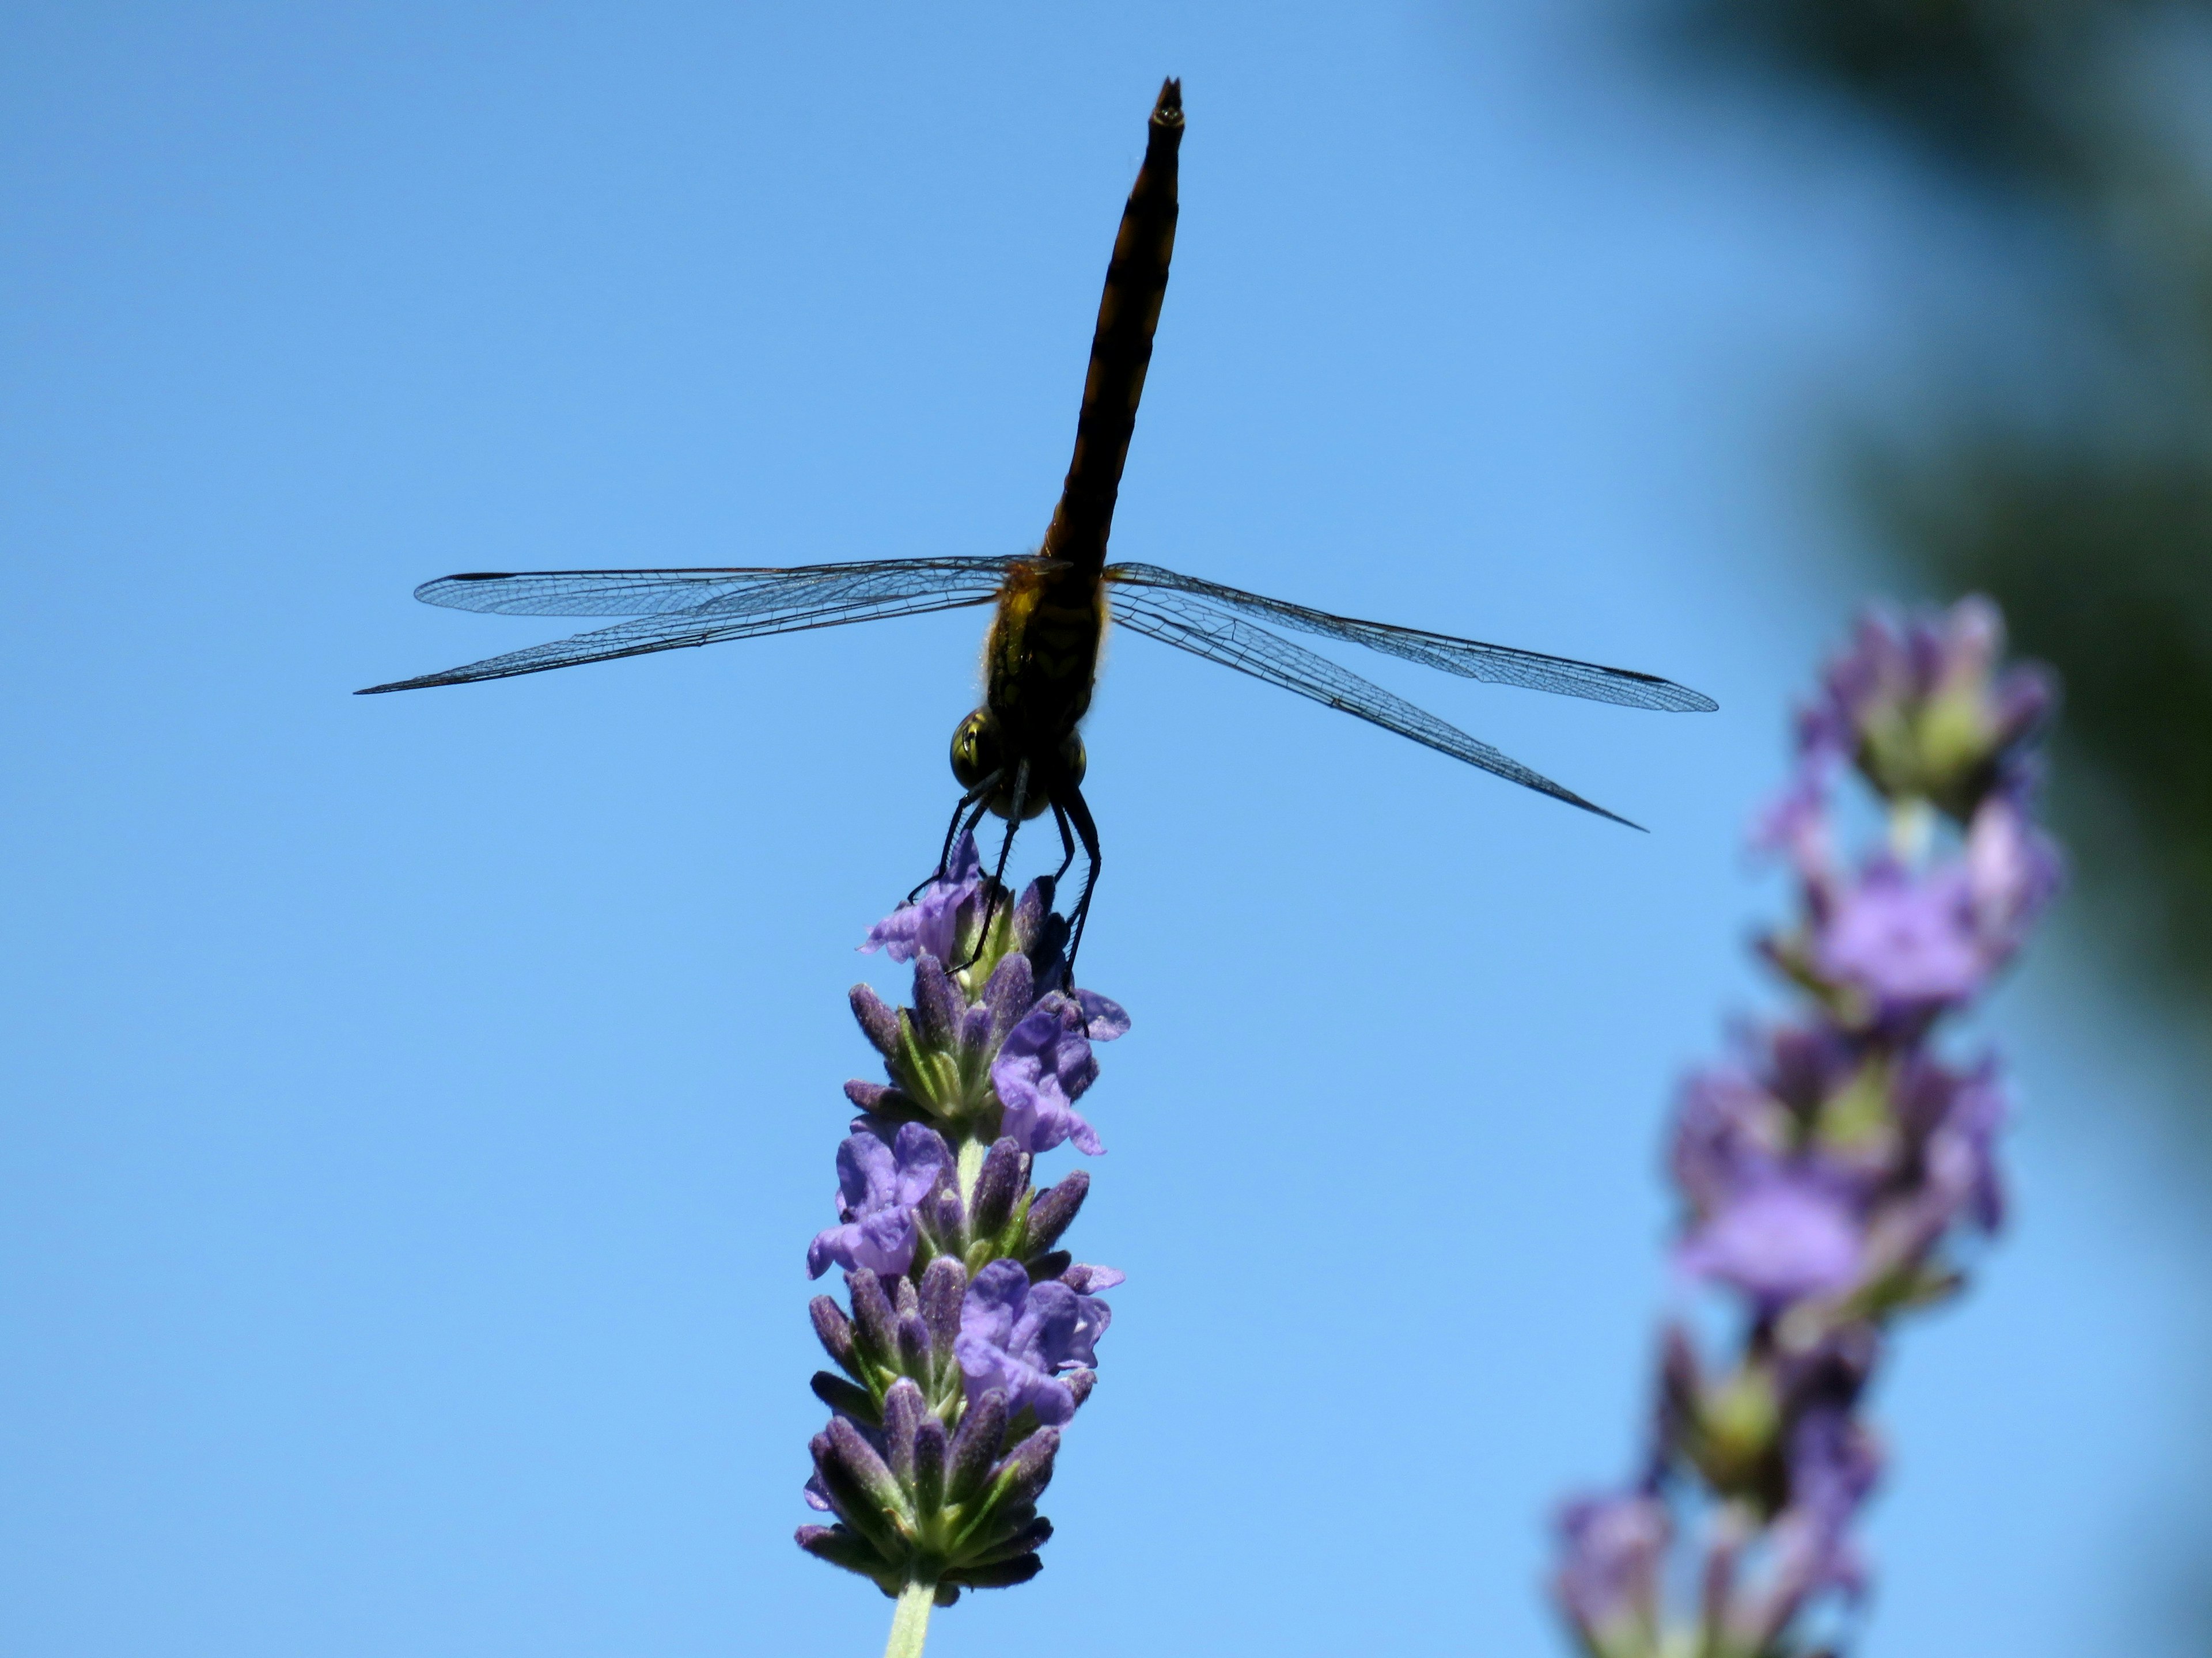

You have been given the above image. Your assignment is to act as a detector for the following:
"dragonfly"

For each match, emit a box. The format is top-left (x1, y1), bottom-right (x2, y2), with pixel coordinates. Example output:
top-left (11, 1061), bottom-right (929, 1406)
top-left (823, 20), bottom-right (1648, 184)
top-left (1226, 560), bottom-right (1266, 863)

top-left (361, 79), bottom-right (1715, 969)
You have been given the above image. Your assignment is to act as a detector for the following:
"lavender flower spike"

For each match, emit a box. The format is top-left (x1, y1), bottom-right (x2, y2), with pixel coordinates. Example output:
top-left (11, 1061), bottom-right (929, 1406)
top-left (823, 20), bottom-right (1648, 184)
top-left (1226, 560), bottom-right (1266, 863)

top-left (797, 834), bottom-right (1130, 1648)
top-left (1553, 597), bottom-right (2061, 1658)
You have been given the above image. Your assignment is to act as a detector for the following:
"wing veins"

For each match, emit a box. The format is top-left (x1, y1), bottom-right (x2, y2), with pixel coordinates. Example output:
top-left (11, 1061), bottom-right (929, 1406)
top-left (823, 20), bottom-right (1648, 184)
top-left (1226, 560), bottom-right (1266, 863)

top-left (358, 588), bottom-right (999, 694)
top-left (1108, 586), bottom-right (1640, 828)
top-left (1105, 563), bottom-right (1717, 713)
top-left (416, 556), bottom-right (1024, 617)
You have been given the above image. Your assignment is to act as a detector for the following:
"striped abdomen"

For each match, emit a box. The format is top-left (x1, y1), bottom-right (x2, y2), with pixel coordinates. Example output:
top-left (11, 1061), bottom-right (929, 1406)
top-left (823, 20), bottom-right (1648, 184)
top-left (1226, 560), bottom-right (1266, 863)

top-left (1038, 78), bottom-right (1183, 580)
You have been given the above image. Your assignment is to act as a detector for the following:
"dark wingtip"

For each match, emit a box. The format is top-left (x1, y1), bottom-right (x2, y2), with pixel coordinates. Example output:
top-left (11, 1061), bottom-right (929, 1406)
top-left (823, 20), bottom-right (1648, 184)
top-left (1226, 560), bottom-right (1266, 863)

top-left (1563, 791), bottom-right (1646, 833)
top-left (412, 572), bottom-right (513, 604)
top-left (1619, 667), bottom-right (1718, 714)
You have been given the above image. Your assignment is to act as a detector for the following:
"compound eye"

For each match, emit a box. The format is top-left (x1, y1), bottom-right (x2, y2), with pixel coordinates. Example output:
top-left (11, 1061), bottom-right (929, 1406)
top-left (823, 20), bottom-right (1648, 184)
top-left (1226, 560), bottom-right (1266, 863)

top-left (950, 711), bottom-right (1000, 790)
top-left (1059, 730), bottom-right (1087, 788)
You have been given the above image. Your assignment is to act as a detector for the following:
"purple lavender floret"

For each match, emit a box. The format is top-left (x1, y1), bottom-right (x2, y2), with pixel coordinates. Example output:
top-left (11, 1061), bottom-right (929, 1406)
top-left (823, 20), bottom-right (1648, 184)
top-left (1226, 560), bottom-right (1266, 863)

top-left (861, 833), bottom-right (985, 966)
top-left (797, 833), bottom-right (1128, 1609)
top-left (953, 1259), bottom-right (1112, 1427)
top-left (806, 1124), bottom-right (952, 1280)
top-left (1554, 597), bottom-right (2059, 1658)
top-left (991, 995), bottom-right (1109, 1156)
top-left (1678, 1172), bottom-right (1863, 1308)
top-left (1813, 859), bottom-right (1989, 1012)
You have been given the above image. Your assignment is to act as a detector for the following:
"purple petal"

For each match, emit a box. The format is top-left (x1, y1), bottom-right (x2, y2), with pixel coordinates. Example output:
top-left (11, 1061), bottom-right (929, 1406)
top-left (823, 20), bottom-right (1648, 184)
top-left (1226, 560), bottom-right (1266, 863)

top-left (954, 1259), bottom-right (1105, 1426)
top-left (1076, 989), bottom-right (1130, 1040)
top-left (1815, 860), bottom-right (1986, 1010)
top-left (1679, 1176), bottom-right (1863, 1307)
top-left (991, 998), bottom-right (1107, 1156)
top-left (860, 833), bottom-right (983, 962)
top-left (1060, 1263), bottom-right (1125, 1293)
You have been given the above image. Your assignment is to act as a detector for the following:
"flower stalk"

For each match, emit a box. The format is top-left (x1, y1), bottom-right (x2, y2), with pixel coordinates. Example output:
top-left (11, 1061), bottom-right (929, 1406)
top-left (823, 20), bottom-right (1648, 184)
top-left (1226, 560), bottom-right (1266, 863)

top-left (883, 1580), bottom-right (935, 1658)
top-left (1553, 599), bottom-right (2062, 1658)
top-left (796, 835), bottom-right (1129, 1638)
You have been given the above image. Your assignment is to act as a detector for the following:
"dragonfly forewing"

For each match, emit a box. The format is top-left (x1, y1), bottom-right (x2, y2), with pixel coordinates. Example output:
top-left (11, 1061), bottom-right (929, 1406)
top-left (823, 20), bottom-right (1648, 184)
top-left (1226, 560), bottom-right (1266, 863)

top-left (415, 557), bottom-right (1024, 617)
top-left (359, 559), bottom-right (1016, 693)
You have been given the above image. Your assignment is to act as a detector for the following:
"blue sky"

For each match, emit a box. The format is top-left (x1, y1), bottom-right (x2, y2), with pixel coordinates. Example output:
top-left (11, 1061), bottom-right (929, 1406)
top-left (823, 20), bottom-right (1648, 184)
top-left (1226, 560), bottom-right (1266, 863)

top-left (4, 3), bottom-right (2205, 1655)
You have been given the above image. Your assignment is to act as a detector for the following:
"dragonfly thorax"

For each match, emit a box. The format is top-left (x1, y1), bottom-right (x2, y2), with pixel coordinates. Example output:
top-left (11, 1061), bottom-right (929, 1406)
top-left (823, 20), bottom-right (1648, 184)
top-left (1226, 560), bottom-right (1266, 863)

top-left (951, 709), bottom-right (1085, 821)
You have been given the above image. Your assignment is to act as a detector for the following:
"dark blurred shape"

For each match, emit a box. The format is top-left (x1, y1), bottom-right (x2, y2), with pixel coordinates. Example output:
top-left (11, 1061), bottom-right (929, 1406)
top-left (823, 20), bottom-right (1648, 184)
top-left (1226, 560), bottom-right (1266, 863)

top-left (1667, 0), bottom-right (2212, 1020)
top-left (1680, 0), bottom-right (2129, 186)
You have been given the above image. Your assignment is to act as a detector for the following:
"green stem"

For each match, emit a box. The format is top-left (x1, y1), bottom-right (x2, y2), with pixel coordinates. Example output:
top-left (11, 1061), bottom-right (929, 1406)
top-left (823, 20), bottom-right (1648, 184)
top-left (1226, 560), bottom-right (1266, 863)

top-left (883, 1580), bottom-right (935, 1658)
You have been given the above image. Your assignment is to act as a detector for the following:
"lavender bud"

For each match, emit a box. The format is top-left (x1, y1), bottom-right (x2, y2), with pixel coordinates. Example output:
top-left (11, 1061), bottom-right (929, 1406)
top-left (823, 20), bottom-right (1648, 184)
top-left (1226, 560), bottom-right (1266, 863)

top-left (954, 1497), bottom-right (1039, 1557)
top-left (959, 999), bottom-right (995, 1057)
top-left (1027, 1250), bottom-right (1073, 1281)
top-left (959, 1513), bottom-right (1053, 1567)
top-left (809, 1296), bottom-right (858, 1375)
top-left (970, 1137), bottom-right (1024, 1240)
top-left (842, 1080), bottom-right (893, 1114)
top-left (796, 1523), bottom-right (896, 1588)
top-left (982, 951), bottom-right (1035, 1049)
top-left (849, 984), bottom-right (901, 1058)
top-left (913, 955), bottom-right (963, 1048)
top-left (809, 1432), bottom-right (903, 1558)
top-left (881, 1377), bottom-right (926, 1483)
top-left (946, 1388), bottom-right (1010, 1505)
top-left (912, 1413), bottom-right (948, 1515)
top-left (931, 1187), bottom-right (967, 1254)
top-left (896, 1310), bottom-right (933, 1379)
top-left (1023, 1171), bottom-right (1089, 1254)
top-left (824, 1415), bottom-right (907, 1517)
top-left (1010, 879), bottom-right (1050, 953)
top-left (810, 1371), bottom-right (876, 1421)
top-left (892, 1274), bottom-right (921, 1320)
top-left (1023, 905), bottom-right (1071, 992)
top-left (1065, 1368), bottom-right (1096, 1411)
top-left (989, 1425), bottom-right (1060, 1509)
top-left (847, 1270), bottom-right (896, 1368)
top-left (950, 1554), bottom-right (1046, 1590)
top-left (918, 1256), bottom-right (968, 1370)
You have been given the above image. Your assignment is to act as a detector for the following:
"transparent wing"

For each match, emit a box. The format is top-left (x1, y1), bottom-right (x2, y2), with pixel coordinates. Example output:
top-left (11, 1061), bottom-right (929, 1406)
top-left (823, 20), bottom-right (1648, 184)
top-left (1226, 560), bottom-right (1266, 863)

top-left (1107, 583), bottom-right (1639, 828)
top-left (1104, 563), bottom-right (1717, 713)
top-left (410, 557), bottom-right (1020, 617)
top-left (358, 558), bottom-right (1017, 694)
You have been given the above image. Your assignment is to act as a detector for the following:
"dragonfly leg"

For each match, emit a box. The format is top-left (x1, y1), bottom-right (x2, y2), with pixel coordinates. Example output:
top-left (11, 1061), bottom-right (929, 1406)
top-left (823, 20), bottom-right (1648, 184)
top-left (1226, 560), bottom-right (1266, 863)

top-left (958, 759), bottom-right (1030, 971)
top-left (912, 774), bottom-right (1001, 902)
top-left (1049, 799), bottom-right (1078, 886)
top-left (1058, 777), bottom-right (1103, 985)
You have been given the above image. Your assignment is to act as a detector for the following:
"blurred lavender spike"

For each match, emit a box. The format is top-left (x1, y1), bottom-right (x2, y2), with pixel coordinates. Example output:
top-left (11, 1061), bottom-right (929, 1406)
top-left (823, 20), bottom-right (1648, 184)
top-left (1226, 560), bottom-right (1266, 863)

top-left (1553, 598), bottom-right (2061, 1658)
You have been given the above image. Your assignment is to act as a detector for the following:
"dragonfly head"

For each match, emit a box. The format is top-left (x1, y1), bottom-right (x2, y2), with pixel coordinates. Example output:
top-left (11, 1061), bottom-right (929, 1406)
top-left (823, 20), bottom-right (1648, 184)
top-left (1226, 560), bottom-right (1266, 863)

top-left (951, 710), bottom-right (1085, 821)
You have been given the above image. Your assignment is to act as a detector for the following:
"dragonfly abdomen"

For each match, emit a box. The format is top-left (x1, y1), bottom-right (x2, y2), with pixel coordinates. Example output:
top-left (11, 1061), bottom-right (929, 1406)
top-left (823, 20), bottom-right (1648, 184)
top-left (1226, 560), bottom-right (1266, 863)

top-left (1039, 78), bottom-right (1182, 581)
